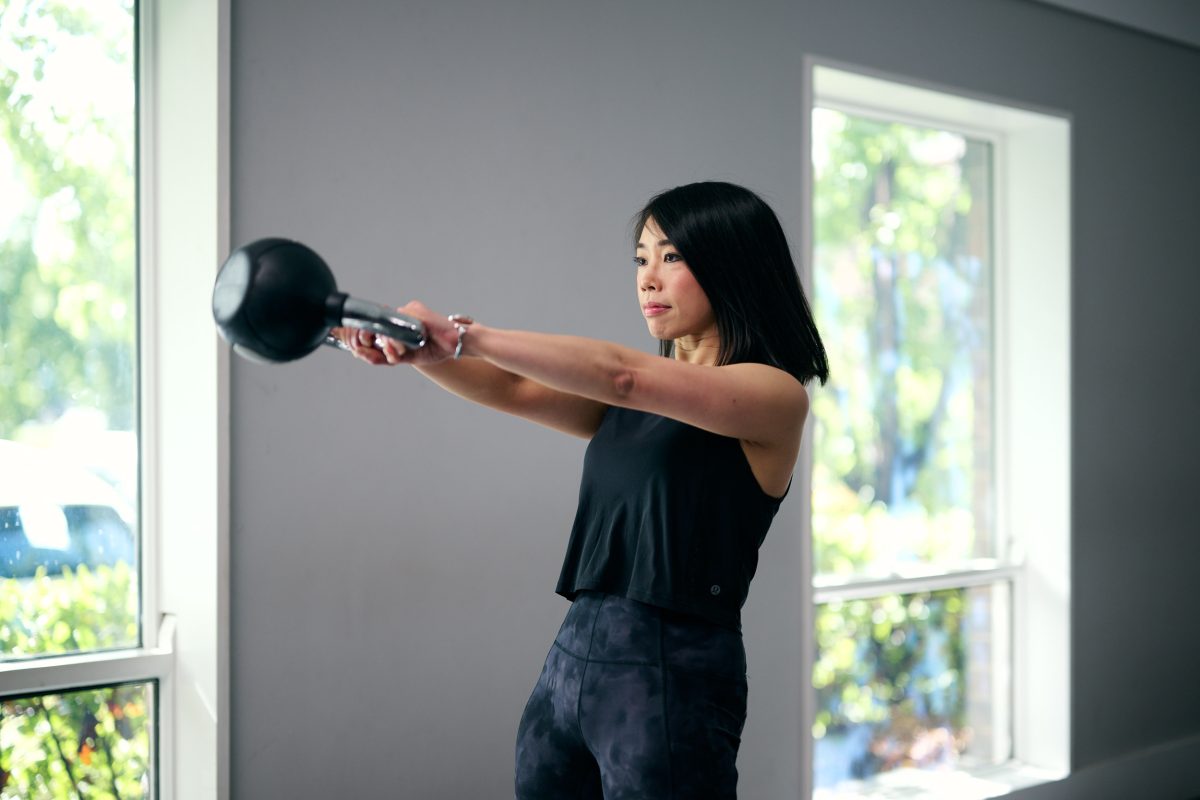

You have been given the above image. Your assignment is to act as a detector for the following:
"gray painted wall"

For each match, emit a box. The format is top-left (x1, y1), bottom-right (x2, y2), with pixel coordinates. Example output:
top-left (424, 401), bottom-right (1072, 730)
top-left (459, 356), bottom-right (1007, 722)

top-left (228, 0), bottom-right (1200, 797)
top-left (1029, 0), bottom-right (1200, 49)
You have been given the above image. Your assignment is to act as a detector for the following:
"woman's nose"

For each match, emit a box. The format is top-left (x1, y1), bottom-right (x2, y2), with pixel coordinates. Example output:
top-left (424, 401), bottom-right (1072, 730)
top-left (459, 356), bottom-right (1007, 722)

top-left (639, 263), bottom-right (659, 291)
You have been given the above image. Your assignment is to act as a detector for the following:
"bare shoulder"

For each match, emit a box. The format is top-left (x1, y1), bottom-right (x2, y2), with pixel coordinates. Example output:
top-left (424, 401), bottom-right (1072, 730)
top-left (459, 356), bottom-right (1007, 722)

top-left (726, 366), bottom-right (808, 498)
top-left (624, 358), bottom-right (808, 450)
top-left (723, 364), bottom-right (809, 438)
top-left (720, 362), bottom-right (809, 404)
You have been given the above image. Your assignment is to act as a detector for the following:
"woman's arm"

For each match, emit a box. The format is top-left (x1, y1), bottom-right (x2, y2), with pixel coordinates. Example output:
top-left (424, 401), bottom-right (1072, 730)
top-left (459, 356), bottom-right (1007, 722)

top-left (331, 322), bottom-right (607, 439)
top-left (369, 301), bottom-right (807, 448)
top-left (460, 324), bottom-right (808, 449)
top-left (414, 358), bottom-right (608, 439)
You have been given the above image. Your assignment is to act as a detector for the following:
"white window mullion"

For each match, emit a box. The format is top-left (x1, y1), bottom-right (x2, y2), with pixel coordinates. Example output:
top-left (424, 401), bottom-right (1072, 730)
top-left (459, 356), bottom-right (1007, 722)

top-left (0, 616), bottom-right (174, 699)
top-left (139, 0), bottom-right (163, 658)
top-left (814, 565), bottom-right (1020, 605)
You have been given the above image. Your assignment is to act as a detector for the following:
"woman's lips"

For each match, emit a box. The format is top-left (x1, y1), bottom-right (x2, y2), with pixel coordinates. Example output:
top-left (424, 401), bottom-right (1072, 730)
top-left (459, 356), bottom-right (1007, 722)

top-left (643, 303), bottom-right (670, 317)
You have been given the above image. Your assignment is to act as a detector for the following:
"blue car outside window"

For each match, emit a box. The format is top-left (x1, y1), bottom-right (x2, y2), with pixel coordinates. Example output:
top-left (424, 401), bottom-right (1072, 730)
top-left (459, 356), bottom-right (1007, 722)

top-left (0, 506), bottom-right (135, 579)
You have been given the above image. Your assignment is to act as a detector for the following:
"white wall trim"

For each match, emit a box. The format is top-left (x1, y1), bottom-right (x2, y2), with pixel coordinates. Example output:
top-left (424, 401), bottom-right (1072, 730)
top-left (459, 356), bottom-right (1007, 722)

top-left (1002, 98), bottom-right (1071, 779)
top-left (216, 0), bottom-right (231, 789)
top-left (149, 0), bottom-right (231, 796)
top-left (798, 55), bottom-right (818, 800)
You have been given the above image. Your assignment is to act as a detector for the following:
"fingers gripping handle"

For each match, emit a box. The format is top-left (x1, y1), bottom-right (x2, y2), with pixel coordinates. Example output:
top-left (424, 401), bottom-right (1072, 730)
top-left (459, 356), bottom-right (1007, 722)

top-left (322, 295), bottom-right (427, 353)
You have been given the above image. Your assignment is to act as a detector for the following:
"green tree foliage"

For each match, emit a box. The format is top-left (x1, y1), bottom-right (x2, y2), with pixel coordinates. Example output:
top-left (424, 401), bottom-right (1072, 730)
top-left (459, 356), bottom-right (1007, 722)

top-left (1, 684), bottom-right (150, 800)
top-left (813, 590), bottom-right (972, 774)
top-left (0, 565), bottom-right (148, 798)
top-left (0, 0), bottom-right (136, 438)
top-left (811, 107), bottom-right (997, 779)
top-left (812, 109), bottom-right (992, 577)
top-left (0, 562), bottom-right (138, 658)
top-left (0, 4), bottom-right (146, 796)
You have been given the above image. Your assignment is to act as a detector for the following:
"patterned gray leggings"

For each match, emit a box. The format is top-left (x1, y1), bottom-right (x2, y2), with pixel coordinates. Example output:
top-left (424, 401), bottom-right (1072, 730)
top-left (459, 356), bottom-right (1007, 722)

top-left (514, 591), bottom-right (749, 799)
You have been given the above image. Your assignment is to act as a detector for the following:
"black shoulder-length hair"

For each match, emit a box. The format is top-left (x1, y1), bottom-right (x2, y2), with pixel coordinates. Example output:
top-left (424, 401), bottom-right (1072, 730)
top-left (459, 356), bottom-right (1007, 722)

top-left (631, 181), bottom-right (829, 386)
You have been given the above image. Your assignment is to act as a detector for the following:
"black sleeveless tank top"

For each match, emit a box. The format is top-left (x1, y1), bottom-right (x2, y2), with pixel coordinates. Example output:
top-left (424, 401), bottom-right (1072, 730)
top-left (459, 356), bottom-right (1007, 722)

top-left (554, 405), bottom-right (791, 631)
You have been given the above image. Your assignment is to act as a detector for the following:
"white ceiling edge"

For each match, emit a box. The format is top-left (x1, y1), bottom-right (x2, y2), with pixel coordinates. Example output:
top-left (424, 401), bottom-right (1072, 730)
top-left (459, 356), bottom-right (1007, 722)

top-left (1027, 0), bottom-right (1200, 50)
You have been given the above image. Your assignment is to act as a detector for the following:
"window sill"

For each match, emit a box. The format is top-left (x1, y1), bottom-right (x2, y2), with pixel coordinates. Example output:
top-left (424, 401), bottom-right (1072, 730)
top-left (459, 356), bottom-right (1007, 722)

top-left (815, 761), bottom-right (1067, 800)
top-left (0, 614), bottom-right (175, 696)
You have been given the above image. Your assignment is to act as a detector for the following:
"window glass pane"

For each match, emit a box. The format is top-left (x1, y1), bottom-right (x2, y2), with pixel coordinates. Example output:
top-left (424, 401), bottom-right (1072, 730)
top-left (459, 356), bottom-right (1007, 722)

top-left (0, 1), bottom-right (138, 659)
top-left (0, 682), bottom-right (153, 799)
top-left (813, 584), bottom-right (1011, 796)
top-left (811, 107), bottom-right (995, 581)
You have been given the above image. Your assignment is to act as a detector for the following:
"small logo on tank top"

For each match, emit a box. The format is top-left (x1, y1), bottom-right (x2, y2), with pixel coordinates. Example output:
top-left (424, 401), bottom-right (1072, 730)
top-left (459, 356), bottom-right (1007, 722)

top-left (710, 585), bottom-right (721, 596)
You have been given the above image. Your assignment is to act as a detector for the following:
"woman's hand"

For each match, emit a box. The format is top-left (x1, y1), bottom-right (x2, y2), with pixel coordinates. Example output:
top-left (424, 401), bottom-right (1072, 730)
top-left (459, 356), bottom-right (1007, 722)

top-left (331, 301), bottom-right (462, 367)
top-left (329, 325), bottom-right (388, 364)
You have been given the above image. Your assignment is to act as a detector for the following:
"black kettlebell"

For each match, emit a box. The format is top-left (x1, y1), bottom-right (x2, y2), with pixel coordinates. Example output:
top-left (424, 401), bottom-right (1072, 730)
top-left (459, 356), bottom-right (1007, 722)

top-left (212, 238), bottom-right (425, 363)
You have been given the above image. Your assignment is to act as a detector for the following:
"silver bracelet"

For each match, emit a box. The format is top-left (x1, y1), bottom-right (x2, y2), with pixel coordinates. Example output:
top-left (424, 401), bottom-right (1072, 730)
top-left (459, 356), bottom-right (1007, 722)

top-left (448, 314), bottom-right (474, 359)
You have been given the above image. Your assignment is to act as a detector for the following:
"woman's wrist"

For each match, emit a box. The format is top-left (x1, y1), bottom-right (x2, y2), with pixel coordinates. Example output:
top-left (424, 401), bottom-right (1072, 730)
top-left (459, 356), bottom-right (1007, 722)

top-left (456, 319), bottom-right (489, 359)
top-left (447, 315), bottom-right (497, 361)
top-left (447, 314), bottom-right (474, 359)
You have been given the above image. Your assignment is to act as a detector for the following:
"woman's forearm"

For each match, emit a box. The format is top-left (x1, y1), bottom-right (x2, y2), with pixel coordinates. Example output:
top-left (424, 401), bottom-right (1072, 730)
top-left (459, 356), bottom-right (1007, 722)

top-left (414, 357), bottom-right (524, 409)
top-left (413, 338), bottom-right (611, 439)
top-left (462, 324), bottom-right (641, 405)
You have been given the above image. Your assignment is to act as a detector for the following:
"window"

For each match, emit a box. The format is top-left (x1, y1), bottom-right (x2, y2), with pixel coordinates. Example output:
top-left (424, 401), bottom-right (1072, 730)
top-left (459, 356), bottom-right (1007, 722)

top-left (805, 62), bottom-right (1071, 799)
top-left (2, 0), bottom-right (230, 794)
top-left (0, 2), bottom-right (164, 796)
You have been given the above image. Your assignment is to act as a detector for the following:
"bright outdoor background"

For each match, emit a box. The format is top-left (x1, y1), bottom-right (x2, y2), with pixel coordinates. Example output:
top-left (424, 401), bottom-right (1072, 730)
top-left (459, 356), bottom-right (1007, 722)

top-left (0, 1), bottom-right (150, 797)
top-left (810, 105), bottom-right (1006, 793)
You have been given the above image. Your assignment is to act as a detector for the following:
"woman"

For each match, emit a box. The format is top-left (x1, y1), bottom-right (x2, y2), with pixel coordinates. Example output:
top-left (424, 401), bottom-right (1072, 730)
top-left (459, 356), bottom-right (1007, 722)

top-left (336, 181), bottom-right (828, 798)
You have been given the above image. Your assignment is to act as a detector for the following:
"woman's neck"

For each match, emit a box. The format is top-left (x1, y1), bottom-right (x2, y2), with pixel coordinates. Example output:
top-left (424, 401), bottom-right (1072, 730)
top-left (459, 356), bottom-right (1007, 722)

top-left (673, 332), bottom-right (721, 367)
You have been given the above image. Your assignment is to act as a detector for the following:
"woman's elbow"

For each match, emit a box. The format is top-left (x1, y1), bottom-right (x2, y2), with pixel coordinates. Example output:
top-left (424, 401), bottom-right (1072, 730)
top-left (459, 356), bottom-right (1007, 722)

top-left (612, 369), bottom-right (636, 400)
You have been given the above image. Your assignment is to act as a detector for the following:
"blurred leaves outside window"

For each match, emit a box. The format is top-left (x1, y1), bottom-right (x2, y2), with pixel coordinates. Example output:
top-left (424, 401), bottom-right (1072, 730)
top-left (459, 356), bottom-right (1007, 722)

top-left (813, 585), bottom-right (1010, 790)
top-left (0, 0), bottom-right (137, 647)
top-left (1, 1), bottom-right (143, 796)
top-left (811, 106), bottom-right (1007, 792)
top-left (1, 683), bottom-right (152, 800)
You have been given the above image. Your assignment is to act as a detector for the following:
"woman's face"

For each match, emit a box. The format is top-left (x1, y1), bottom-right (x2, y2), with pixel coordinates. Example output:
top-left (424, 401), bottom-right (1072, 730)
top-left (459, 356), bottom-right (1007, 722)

top-left (634, 217), bottom-right (716, 343)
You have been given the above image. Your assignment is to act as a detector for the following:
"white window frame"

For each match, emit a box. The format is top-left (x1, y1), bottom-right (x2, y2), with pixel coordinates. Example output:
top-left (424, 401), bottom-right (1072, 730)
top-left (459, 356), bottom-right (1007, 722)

top-left (801, 57), bottom-right (1072, 800)
top-left (0, 2), bottom-right (232, 798)
top-left (143, 0), bottom-right (231, 796)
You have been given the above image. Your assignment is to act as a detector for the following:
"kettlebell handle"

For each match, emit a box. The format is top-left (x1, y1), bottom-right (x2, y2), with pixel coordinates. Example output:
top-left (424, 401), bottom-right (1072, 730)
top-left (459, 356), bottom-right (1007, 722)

top-left (322, 296), bottom-right (426, 352)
